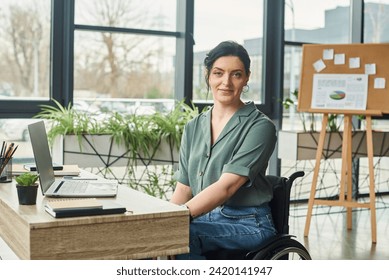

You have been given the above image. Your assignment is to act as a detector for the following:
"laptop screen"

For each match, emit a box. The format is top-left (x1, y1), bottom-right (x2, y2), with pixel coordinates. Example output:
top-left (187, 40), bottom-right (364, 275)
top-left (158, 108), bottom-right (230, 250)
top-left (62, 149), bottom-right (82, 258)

top-left (28, 121), bottom-right (56, 194)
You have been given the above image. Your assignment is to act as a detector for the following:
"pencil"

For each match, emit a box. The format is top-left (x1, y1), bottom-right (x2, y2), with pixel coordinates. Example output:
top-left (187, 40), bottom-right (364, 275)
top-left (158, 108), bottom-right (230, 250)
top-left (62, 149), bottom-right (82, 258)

top-left (0, 141), bottom-right (5, 158)
top-left (9, 145), bottom-right (18, 159)
top-left (1, 143), bottom-right (7, 158)
top-left (4, 143), bottom-right (14, 159)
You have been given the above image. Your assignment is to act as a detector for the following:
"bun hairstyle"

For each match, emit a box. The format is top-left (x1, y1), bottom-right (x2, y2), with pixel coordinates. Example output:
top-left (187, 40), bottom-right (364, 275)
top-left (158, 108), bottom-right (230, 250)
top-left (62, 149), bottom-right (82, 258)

top-left (204, 41), bottom-right (251, 90)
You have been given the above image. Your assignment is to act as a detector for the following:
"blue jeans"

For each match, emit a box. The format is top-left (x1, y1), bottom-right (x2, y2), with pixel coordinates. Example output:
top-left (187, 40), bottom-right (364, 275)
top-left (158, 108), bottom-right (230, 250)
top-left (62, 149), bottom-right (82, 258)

top-left (176, 204), bottom-right (277, 260)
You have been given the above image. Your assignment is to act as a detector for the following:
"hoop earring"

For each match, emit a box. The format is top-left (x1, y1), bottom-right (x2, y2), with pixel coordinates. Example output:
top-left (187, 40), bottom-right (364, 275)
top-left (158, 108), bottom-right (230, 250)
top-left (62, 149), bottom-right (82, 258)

top-left (242, 85), bottom-right (250, 93)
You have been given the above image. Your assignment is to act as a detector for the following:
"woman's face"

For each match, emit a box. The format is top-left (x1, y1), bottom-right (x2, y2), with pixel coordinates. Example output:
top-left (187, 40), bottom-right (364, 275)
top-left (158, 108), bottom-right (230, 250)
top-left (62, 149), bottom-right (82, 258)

top-left (208, 55), bottom-right (250, 106)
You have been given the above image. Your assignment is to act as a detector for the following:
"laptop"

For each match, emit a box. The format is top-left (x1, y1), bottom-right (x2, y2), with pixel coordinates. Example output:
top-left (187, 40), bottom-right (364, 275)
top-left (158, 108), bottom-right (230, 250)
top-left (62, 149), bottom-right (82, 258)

top-left (28, 121), bottom-right (118, 197)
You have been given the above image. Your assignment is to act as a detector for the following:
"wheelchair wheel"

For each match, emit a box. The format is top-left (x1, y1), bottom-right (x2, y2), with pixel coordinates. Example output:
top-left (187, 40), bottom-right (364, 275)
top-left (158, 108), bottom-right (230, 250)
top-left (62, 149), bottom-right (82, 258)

top-left (251, 238), bottom-right (311, 260)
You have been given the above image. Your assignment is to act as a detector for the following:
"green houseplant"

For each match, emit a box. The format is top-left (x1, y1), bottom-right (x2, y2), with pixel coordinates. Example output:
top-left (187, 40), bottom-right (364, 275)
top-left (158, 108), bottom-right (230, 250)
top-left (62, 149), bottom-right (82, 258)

top-left (34, 99), bottom-right (200, 200)
top-left (15, 172), bottom-right (39, 205)
top-left (34, 99), bottom-right (198, 151)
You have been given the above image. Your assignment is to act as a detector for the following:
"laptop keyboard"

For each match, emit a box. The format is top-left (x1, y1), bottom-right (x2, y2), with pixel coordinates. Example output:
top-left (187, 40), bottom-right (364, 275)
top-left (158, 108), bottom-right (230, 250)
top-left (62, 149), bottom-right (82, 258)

top-left (59, 181), bottom-right (88, 193)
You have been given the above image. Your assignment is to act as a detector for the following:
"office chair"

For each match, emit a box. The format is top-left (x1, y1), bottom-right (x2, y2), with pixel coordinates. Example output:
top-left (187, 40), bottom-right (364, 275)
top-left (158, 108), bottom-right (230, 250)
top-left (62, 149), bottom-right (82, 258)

top-left (204, 171), bottom-right (311, 260)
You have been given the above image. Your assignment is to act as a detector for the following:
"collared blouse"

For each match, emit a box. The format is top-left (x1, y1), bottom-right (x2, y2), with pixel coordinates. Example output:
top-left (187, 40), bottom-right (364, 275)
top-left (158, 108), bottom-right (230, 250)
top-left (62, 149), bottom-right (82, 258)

top-left (174, 101), bottom-right (277, 207)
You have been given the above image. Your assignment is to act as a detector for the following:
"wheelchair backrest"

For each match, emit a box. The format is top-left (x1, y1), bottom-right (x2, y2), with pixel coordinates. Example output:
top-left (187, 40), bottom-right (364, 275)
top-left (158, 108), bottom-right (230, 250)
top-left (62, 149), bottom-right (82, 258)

top-left (266, 171), bottom-right (304, 235)
top-left (266, 175), bottom-right (291, 235)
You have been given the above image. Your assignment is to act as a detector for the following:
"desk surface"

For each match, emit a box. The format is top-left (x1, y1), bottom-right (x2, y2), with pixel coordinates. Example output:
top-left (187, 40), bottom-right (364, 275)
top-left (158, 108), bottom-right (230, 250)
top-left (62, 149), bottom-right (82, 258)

top-left (0, 173), bottom-right (189, 259)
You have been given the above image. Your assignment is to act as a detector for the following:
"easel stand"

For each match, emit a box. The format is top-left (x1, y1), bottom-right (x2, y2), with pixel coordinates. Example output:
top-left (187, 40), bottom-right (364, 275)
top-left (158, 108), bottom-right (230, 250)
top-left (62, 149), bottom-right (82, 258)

top-left (304, 110), bottom-right (382, 244)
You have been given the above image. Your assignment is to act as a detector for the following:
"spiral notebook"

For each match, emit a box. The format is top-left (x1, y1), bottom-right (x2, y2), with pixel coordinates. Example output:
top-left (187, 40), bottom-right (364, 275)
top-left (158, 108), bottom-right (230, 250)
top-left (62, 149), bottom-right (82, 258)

top-left (28, 121), bottom-right (118, 198)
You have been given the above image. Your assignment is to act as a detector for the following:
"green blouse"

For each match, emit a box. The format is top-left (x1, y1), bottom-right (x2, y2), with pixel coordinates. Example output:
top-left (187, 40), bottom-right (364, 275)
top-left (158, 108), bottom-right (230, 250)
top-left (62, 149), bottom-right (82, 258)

top-left (174, 101), bottom-right (277, 207)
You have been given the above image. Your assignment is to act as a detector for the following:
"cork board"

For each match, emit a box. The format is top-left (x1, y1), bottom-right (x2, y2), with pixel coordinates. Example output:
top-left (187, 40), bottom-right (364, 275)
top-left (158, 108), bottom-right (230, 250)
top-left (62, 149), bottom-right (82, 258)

top-left (298, 43), bottom-right (389, 114)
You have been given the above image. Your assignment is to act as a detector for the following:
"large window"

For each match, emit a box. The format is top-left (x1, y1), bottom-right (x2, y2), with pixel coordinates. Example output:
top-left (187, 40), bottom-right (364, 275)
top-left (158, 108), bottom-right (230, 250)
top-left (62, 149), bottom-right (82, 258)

top-left (0, 0), bottom-right (51, 163)
top-left (75, 0), bottom-right (176, 31)
top-left (283, 0), bottom-right (350, 131)
top-left (364, 1), bottom-right (389, 43)
top-left (364, 1), bottom-right (389, 130)
top-left (0, 0), bottom-right (51, 100)
top-left (285, 0), bottom-right (350, 44)
top-left (2, 0), bottom-right (388, 172)
top-left (193, 0), bottom-right (264, 103)
top-left (73, 32), bottom-right (176, 99)
top-left (73, 0), bottom-right (177, 114)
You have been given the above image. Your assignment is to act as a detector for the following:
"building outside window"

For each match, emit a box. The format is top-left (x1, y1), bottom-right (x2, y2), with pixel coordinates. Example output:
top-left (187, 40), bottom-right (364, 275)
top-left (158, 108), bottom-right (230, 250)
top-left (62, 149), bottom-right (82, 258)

top-left (283, 0), bottom-right (351, 131)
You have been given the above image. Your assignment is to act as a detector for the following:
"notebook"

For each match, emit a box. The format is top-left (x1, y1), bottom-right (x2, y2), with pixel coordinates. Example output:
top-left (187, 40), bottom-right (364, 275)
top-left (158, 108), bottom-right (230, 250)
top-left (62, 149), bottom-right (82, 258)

top-left (45, 200), bottom-right (127, 218)
top-left (45, 198), bottom-right (103, 211)
top-left (28, 121), bottom-right (118, 198)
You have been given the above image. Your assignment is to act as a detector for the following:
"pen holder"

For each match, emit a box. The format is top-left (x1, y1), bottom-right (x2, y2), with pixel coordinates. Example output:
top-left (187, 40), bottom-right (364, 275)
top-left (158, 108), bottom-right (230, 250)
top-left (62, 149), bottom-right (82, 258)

top-left (0, 157), bottom-right (12, 183)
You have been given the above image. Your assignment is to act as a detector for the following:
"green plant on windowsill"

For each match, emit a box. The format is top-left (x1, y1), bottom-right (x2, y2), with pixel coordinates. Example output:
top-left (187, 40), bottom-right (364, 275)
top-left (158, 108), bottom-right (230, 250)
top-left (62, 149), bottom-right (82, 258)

top-left (33, 99), bottom-right (201, 200)
top-left (34, 99), bottom-right (199, 153)
top-left (282, 89), bottom-right (341, 132)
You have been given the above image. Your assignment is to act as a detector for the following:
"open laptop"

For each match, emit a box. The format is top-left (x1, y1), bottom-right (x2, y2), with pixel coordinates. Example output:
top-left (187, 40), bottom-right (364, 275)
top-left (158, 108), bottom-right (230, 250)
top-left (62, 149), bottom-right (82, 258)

top-left (28, 121), bottom-right (118, 197)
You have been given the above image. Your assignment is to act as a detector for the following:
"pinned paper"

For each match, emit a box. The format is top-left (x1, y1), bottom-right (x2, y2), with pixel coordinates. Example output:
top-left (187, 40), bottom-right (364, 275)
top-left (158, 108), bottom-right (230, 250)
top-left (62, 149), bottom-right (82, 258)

top-left (323, 49), bottom-right (334, 60)
top-left (365, 63), bottom-right (376, 75)
top-left (349, 57), bottom-right (360, 69)
top-left (313, 59), bottom-right (326, 72)
top-left (374, 77), bottom-right (386, 89)
top-left (334, 53), bottom-right (345, 65)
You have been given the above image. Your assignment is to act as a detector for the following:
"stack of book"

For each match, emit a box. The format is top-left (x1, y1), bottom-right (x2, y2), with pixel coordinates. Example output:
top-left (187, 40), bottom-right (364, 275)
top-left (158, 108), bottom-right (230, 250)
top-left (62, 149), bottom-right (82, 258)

top-left (45, 198), bottom-right (127, 218)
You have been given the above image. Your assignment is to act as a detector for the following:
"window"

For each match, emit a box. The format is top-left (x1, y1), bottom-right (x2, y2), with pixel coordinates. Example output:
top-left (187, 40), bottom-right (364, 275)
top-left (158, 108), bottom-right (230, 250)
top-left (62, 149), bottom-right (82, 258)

top-left (283, 0), bottom-right (351, 131)
top-left (0, 0), bottom-right (51, 100)
top-left (285, 0), bottom-right (350, 44)
top-left (73, 0), bottom-right (178, 114)
top-left (0, 0), bottom-right (51, 163)
top-left (74, 32), bottom-right (176, 99)
top-left (364, 0), bottom-right (389, 130)
top-left (364, 1), bottom-right (389, 43)
top-left (193, 0), bottom-right (264, 103)
top-left (75, 0), bottom-right (176, 32)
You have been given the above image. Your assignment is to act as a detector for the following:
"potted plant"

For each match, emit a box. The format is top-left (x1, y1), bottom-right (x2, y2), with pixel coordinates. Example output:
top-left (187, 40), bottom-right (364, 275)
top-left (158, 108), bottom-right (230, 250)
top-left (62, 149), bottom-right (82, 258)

top-left (15, 172), bottom-right (39, 205)
top-left (33, 99), bottom-right (200, 200)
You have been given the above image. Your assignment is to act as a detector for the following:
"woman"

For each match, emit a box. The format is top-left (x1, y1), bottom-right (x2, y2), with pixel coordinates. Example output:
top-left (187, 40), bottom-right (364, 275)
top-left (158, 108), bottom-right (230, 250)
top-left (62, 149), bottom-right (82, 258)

top-left (171, 41), bottom-right (277, 259)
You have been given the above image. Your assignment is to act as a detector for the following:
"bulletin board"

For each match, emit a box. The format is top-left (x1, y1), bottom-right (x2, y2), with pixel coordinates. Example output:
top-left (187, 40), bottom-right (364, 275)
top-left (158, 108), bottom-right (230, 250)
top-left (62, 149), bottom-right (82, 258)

top-left (298, 43), bottom-right (389, 114)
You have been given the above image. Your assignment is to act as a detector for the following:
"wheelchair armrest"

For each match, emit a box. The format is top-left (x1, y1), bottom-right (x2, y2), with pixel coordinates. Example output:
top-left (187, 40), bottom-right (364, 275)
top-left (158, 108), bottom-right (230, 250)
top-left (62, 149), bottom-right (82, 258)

top-left (288, 171), bottom-right (305, 182)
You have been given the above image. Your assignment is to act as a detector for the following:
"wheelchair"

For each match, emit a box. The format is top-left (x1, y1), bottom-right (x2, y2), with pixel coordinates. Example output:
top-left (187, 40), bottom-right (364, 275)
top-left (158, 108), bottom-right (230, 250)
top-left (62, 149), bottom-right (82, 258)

top-left (204, 171), bottom-right (312, 260)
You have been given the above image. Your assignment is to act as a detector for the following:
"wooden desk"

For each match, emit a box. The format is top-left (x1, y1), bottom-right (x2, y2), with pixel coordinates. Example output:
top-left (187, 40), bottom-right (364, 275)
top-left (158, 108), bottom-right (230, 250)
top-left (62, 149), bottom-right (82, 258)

top-left (0, 177), bottom-right (189, 259)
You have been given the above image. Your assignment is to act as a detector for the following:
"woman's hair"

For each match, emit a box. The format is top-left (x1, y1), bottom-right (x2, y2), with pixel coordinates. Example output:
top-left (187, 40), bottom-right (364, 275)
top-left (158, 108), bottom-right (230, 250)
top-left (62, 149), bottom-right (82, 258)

top-left (204, 41), bottom-right (251, 89)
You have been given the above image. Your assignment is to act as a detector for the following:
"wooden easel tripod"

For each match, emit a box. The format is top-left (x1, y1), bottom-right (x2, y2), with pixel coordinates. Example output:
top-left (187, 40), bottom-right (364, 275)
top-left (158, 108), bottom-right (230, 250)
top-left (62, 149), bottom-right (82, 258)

top-left (303, 110), bottom-right (382, 244)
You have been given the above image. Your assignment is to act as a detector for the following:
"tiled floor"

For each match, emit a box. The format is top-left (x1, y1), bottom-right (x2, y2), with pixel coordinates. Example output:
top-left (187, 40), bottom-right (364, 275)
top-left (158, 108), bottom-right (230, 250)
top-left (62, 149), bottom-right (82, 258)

top-left (0, 237), bottom-right (18, 260)
top-left (289, 196), bottom-right (389, 260)
top-left (282, 158), bottom-right (389, 260)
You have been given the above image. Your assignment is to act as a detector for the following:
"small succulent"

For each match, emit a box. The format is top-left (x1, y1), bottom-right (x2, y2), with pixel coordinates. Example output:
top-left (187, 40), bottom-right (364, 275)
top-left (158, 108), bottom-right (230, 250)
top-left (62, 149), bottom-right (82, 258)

top-left (15, 172), bottom-right (39, 186)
